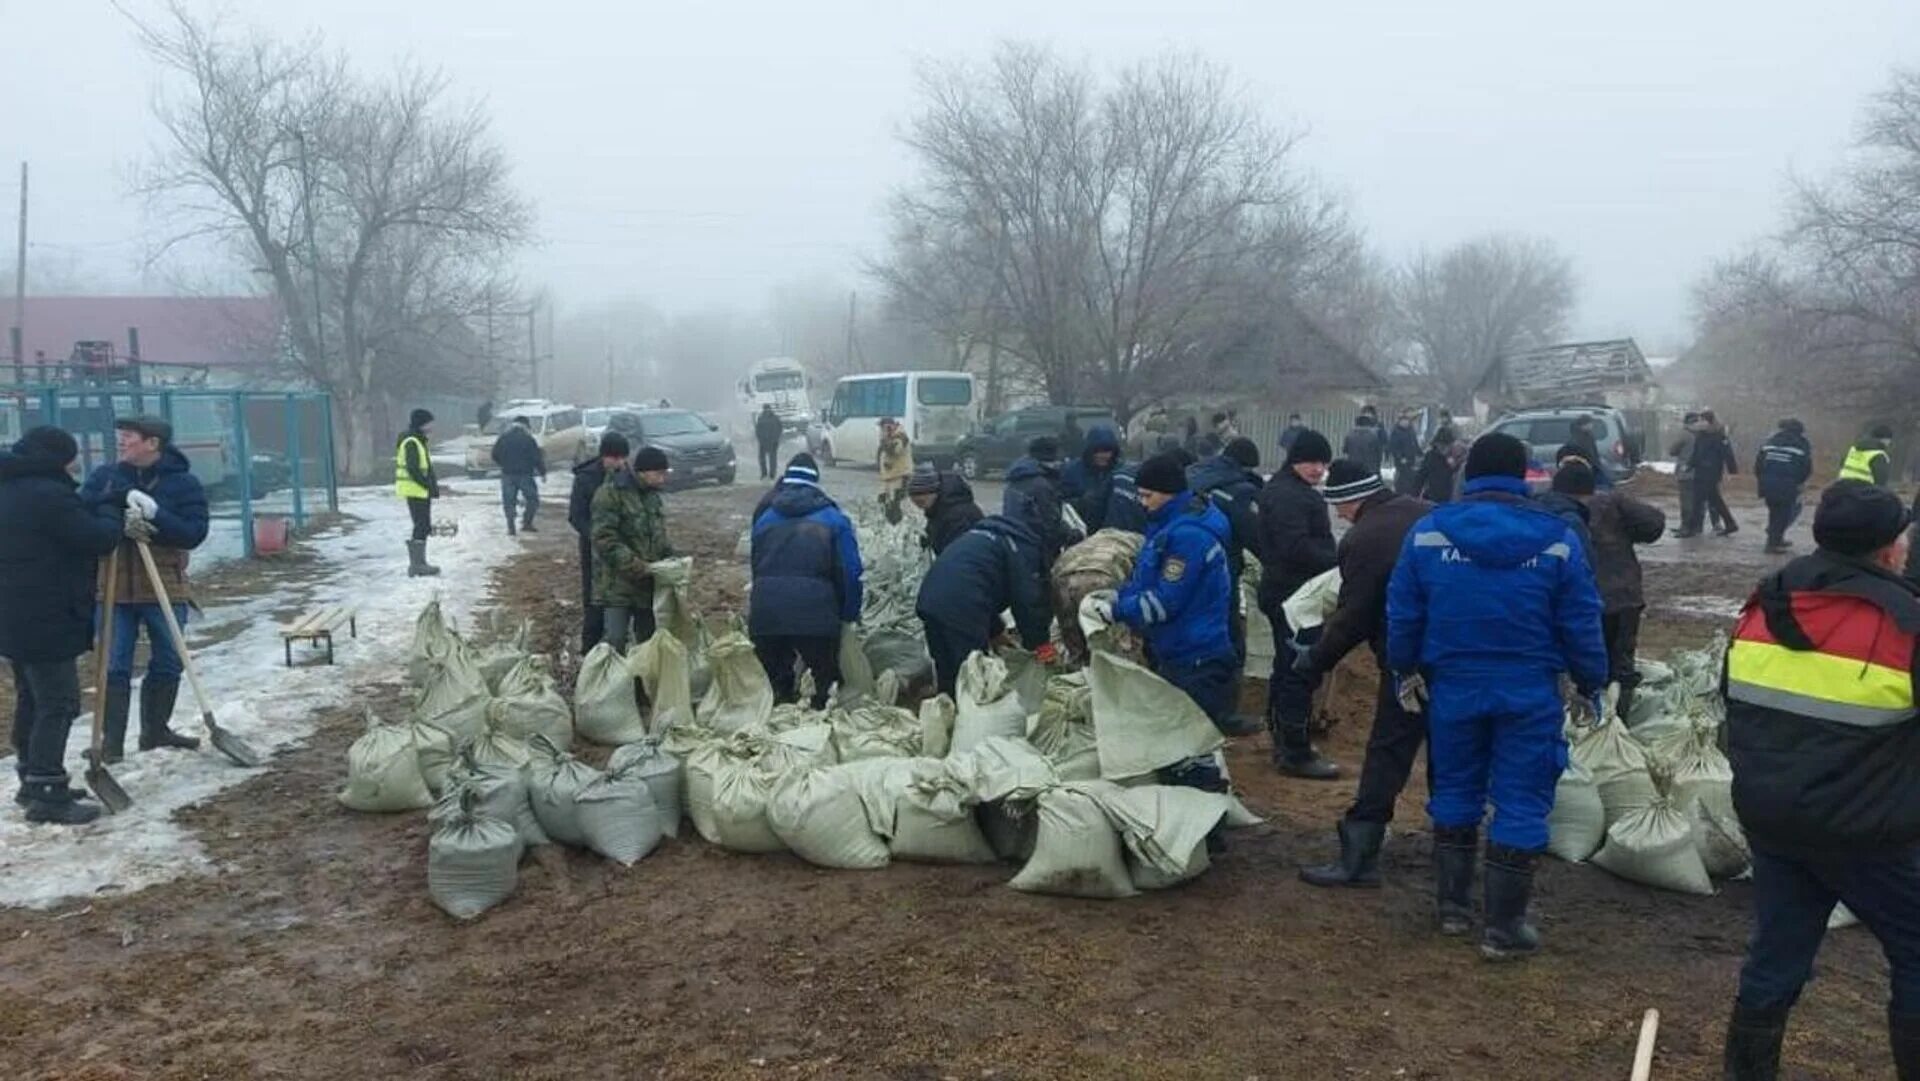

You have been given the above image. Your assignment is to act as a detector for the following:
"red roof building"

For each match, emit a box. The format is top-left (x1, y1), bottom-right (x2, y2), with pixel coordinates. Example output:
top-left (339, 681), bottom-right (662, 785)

top-left (5, 296), bottom-right (281, 380)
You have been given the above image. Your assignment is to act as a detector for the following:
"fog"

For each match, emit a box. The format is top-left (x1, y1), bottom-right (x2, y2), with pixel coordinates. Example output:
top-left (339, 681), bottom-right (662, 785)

top-left (7, 0), bottom-right (1918, 386)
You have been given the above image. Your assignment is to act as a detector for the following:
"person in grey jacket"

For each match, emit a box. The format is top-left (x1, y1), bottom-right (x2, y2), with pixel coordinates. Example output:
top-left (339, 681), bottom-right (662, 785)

top-left (1550, 461), bottom-right (1666, 716)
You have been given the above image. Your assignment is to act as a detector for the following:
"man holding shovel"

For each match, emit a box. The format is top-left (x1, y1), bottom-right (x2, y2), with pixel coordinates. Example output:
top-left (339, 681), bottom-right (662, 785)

top-left (0, 427), bottom-right (126, 823)
top-left (81, 415), bottom-right (210, 761)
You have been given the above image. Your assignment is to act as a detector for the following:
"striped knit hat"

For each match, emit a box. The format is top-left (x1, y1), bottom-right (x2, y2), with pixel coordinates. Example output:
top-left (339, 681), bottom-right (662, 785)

top-left (783, 452), bottom-right (821, 484)
top-left (1322, 458), bottom-right (1383, 505)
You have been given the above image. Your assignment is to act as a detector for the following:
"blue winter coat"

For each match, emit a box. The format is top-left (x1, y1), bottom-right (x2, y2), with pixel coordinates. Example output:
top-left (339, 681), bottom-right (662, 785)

top-left (749, 481), bottom-right (864, 638)
top-left (1002, 456), bottom-right (1067, 566)
top-left (916, 515), bottom-right (1051, 650)
top-left (0, 442), bottom-right (125, 663)
top-left (79, 445), bottom-right (209, 552)
top-left (1186, 454), bottom-right (1264, 577)
top-left (1115, 491), bottom-right (1236, 667)
top-left (1385, 476), bottom-right (1608, 690)
top-left (1060, 426), bottom-right (1122, 531)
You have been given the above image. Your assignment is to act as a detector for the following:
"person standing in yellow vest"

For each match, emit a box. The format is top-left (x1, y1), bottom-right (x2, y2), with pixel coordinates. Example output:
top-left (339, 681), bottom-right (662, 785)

top-left (876, 416), bottom-right (914, 523)
top-left (394, 408), bottom-right (442, 577)
top-left (1721, 480), bottom-right (1920, 1078)
top-left (1838, 424), bottom-right (1895, 487)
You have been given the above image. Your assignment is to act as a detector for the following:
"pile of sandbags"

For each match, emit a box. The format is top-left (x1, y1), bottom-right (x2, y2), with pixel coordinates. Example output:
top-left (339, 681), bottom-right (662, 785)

top-left (1051, 529), bottom-right (1143, 660)
top-left (846, 499), bottom-right (934, 683)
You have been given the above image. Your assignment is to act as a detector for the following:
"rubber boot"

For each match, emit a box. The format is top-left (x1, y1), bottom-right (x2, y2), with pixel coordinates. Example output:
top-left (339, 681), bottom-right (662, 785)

top-left (1432, 825), bottom-right (1477, 936)
top-left (1892, 1010), bottom-right (1920, 1081)
top-left (1300, 817), bottom-right (1387, 888)
top-left (505, 512), bottom-right (517, 536)
top-left (22, 777), bottom-right (102, 825)
top-left (138, 679), bottom-right (200, 752)
top-left (1480, 843), bottom-right (1543, 961)
top-left (407, 540), bottom-right (442, 577)
top-left (521, 513), bottom-right (537, 533)
top-left (100, 681), bottom-right (132, 764)
top-left (1721, 1003), bottom-right (1787, 1081)
top-left (1275, 722), bottom-right (1340, 780)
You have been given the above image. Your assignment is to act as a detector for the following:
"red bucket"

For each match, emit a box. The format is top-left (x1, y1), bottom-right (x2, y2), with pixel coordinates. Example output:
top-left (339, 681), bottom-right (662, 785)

top-left (253, 515), bottom-right (292, 554)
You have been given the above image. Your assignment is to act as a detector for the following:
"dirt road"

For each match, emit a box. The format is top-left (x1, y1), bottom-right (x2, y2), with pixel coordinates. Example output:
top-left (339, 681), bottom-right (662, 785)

top-left (0, 472), bottom-right (1898, 1079)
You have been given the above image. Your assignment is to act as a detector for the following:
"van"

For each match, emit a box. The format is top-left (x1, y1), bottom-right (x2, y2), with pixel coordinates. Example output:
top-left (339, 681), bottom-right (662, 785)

top-left (816, 371), bottom-right (977, 468)
top-left (466, 399), bottom-right (590, 478)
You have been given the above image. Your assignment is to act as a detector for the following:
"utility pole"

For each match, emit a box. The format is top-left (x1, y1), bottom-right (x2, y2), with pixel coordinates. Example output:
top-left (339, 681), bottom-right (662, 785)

top-left (844, 290), bottom-right (857, 374)
top-left (527, 302), bottom-right (539, 398)
top-left (12, 162), bottom-right (26, 385)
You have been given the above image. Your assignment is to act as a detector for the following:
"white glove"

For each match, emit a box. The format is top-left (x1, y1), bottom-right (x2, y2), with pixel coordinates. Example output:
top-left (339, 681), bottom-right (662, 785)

top-left (124, 508), bottom-right (157, 541)
top-left (1089, 598), bottom-right (1115, 625)
top-left (126, 489), bottom-right (158, 521)
top-left (1396, 672), bottom-right (1429, 715)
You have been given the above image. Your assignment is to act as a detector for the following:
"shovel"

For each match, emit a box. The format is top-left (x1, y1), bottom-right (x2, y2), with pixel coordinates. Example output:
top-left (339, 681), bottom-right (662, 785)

top-left (132, 539), bottom-right (263, 768)
top-left (82, 547), bottom-right (133, 812)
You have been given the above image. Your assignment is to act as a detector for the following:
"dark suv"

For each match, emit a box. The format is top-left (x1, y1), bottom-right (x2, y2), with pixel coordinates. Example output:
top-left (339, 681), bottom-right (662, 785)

top-left (953, 406), bottom-right (1117, 479)
top-left (606, 408), bottom-right (737, 489)
top-left (1485, 405), bottom-right (1643, 484)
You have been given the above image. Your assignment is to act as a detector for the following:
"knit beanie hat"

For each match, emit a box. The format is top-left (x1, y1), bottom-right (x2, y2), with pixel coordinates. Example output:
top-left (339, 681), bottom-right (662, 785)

top-left (597, 431), bottom-right (632, 459)
top-left (906, 462), bottom-right (941, 495)
top-left (1551, 459), bottom-right (1597, 496)
top-left (1322, 459), bottom-right (1382, 505)
top-left (1027, 435), bottom-right (1060, 462)
top-left (1283, 429), bottom-right (1333, 466)
top-left (1464, 433), bottom-right (1528, 481)
top-left (1814, 480), bottom-right (1910, 557)
top-left (782, 452), bottom-right (820, 484)
top-left (1222, 437), bottom-right (1260, 470)
top-left (1135, 453), bottom-right (1189, 496)
top-left (17, 425), bottom-right (78, 465)
top-left (633, 446), bottom-right (671, 473)
top-left (409, 408), bottom-right (434, 430)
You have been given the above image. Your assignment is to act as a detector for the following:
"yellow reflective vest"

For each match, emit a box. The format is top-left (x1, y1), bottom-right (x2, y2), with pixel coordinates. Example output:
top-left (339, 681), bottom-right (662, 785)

top-left (395, 434), bottom-right (433, 500)
top-left (1838, 444), bottom-right (1888, 485)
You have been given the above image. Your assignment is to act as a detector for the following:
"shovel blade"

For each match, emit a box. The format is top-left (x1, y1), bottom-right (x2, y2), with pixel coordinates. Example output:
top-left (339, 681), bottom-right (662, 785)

top-left (205, 714), bottom-right (263, 768)
top-left (82, 752), bottom-right (133, 814)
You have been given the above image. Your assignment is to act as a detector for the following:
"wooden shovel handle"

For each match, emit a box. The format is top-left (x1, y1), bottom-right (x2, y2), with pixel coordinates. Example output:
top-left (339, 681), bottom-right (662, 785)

top-left (92, 546), bottom-right (121, 758)
top-left (132, 540), bottom-right (216, 721)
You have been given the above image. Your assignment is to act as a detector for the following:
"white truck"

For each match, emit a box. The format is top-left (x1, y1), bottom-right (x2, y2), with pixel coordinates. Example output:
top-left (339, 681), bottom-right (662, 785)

top-left (738, 357), bottom-right (814, 435)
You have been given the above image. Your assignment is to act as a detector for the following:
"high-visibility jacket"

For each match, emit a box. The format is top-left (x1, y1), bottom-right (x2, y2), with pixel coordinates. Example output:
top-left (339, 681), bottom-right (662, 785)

top-left (1725, 550), bottom-right (1920, 856)
top-left (395, 434), bottom-right (434, 500)
top-left (1839, 442), bottom-right (1890, 485)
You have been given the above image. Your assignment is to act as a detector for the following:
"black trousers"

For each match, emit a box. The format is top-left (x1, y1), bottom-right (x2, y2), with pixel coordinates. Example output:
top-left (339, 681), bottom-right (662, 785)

top-left (406, 497), bottom-right (432, 542)
top-left (1603, 608), bottom-right (1643, 718)
top-left (922, 617), bottom-right (982, 700)
top-left (757, 442), bottom-right (780, 479)
top-left (1685, 474), bottom-right (1735, 534)
top-left (1764, 493), bottom-right (1801, 547)
top-left (9, 658), bottom-right (83, 783)
top-left (1264, 605), bottom-right (1322, 756)
top-left (1346, 668), bottom-right (1427, 824)
top-left (578, 536), bottom-right (604, 653)
top-left (753, 634), bottom-right (839, 709)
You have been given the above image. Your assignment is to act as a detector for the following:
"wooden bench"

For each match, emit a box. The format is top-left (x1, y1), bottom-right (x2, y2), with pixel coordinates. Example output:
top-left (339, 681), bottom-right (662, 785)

top-left (281, 605), bottom-right (359, 667)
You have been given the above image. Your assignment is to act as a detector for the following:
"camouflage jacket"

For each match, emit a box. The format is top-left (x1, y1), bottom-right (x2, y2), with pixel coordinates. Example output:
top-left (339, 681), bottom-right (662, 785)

top-left (590, 468), bottom-right (675, 607)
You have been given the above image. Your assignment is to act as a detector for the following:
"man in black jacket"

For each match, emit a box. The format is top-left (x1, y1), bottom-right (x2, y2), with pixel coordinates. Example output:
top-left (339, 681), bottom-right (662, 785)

top-left (491, 416), bottom-right (546, 535)
top-left (1681, 410), bottom-right (1739, 538)
top-left (1188, 437), bottom-right (1265, 734)
top-left (1755, 418), bottom-right (1814, 554)
top-left (1253, 429), bottom-right (1341, 778)
top-left (1550, 460), bottom-right (1666, 717)
top-left (915, 515), bottom-right (1056, 698)
top-left (753, 405), bottom-right (784, 480)
top-left (1720, 481), bottom-right (1920, 1079)
top-left (1388, 411), bottom-right (1423, 494)
top-left (568, 432), bottom-right (630, 651)
top-left (0, 427), bottom-right (126, 824)
top-left (907, 464), bottom-right (983, 555)
top-left (1297, 460), bottom-right (1431, 887)
top-left (1342, 409), bottom-right (1386, 472)
top-left (1002, 436), bottom-right (1068, 571)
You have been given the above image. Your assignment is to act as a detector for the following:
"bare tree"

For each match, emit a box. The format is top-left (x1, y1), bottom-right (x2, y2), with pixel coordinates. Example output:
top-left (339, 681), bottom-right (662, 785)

top-left (1393, 234), bottom-right (1576, 409)
top-left (876, 44), bottom-right (1358, 423)
top-left (130, 3), bottom-right (531, 476)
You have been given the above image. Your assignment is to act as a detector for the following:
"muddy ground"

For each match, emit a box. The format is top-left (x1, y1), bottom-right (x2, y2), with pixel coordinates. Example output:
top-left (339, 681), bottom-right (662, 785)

top-left (0, 474), bottom-right (1900, 1079)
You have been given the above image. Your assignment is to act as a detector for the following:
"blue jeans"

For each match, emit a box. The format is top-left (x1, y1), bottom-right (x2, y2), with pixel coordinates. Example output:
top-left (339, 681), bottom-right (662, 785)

top-left (104, 603), bottom-right (189, 687)
top-left (1738, 845), bottom-right (1920, 1014)
top-left (1425, 673), bottom-right (1565, 850)
top-left (500, 473), bottom-right (538, 525)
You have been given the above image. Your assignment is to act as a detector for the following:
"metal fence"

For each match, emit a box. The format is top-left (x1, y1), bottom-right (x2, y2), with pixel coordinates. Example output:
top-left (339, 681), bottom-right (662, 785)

top-left (0, 385), bottom-right (339, 560)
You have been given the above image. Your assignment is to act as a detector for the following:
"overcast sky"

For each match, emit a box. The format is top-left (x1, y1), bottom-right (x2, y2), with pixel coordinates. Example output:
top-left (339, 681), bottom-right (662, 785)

top-left (6, 0), bottom-right (1917, 349)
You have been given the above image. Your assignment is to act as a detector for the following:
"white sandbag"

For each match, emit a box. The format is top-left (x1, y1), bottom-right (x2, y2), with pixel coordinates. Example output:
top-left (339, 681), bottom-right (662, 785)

top-left (439, 751), bottom-right (546, 846)
top-left (763, 702), bottom-right (820, 733)
top-left (756, 722), bottom-right (838, 774)
top-left (492, 656), bottom-right (575, 750)
top-left (949, 736), bottom-right (1060, 802)
top-left (475, 618), bottom-right (533, 693)
top-left (1241, 572), bottom-right (1276, 671)
top-left (412, 647), bottom-right (490, 743)
top-left (768, 762), bottom-right (899, 870)
top-left (978, 801), bottom-right (1039, 862)
top-left (1028, 672), bottom-right (1100, 781)
top-left (997, 646), bottom-right (1050, 717)
top-left (525, 735), bottom-right (604, 848)
top-left (607, 738), bottom-right (684, 839)
top-left (1098, 784), bottom-right (1231, 890)
top-left (634, 629), bottom-right (695, 726)
top-left (1571, 719), bottom-right (1658, 828)
top-left (1669, 730), bottom-right (1737, 826)
top-left (873, 668), bottom-right (903, 707)
top-left (412, 720), bottom-right (456, 797)
top-left (697, 630), bottom-right (776, 734)
top-left (1693, 800), bottom-right (1752, 879)
top-left (1547, 759), bottom-right (1607, 863)
top-left (1830, 903), bottom-right (1860, 930)
top-left (575, 770), bottom-right (664, 866)
top-left (1281, 567), bottom-right (1342, 633)
top-left (1008, 782), bottom-right (1137, 899)
top-left (829, 701), bottom-right (923, 762)
top-left (919, 694), bottom-right (956, 759)
top-left (427, 790), bottom-right (524, 920)
top-left (1086, 649), bottom-right (1224, 781)
top-left (951, 652), bottom-right (1028, 755)
top-left (708, 761), bottom-right (784, 853)
top-left (649, 556), bottom-right (699, 649)
top-left (574, 642), bottom-right (649, 745)
top-left (465, 714), bottom-right (533, 772)
top-left (1591, 796), bottom-right (1715, 895)
top-left (340, 711), bottom-right (436, 813)
top-left (890, 763), bottom-right (997, 864)
top-left (837, 624), bottom-right (877, 698)
top-left (408, 598), bottom-right (464, 686)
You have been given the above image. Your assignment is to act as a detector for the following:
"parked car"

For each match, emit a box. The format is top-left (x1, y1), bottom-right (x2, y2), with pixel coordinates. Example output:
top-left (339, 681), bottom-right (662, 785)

top-left (952, 405), bottom-right (1117, 480)
top-left (583, 403), bottom-right (655, 449)
top-left (1485, 405), bottom-right (1643, 485)
top-left (608, 407), bottom-right (736, 489)
top-left (465, 399), bottom-right (590, 478)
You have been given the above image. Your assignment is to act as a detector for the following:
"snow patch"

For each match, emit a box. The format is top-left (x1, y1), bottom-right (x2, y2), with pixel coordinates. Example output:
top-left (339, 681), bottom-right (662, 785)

top-left (1661, 595), bottom-right (1744, 620)
top-left (0, 485), bottom-right (518, 910)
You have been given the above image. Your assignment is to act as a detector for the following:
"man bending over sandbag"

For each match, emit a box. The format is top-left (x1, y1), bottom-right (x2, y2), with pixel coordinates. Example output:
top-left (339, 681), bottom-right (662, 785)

top-left (916, 515), bottom-right (1056, 698)
top-left (1386, 432), bottom-right (1607, 962)
top-left (748, 454), bottom-right (863, 709)
top-left (591, 445), bottom-right (676, 653)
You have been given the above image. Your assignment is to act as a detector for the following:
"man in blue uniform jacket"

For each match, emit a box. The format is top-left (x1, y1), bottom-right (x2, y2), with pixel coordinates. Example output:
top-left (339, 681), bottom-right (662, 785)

top-left (748, 454), bottom-right (863, 709)
top-left (1386, 431), bottom-right (1608, 962)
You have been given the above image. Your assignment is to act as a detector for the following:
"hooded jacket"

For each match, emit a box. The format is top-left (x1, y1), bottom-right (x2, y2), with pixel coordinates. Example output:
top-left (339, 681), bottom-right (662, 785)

top-left (1253, 467), bottom-right (1338, 614)
top-left (1103, 466), bottom-right (1149, 534)
top-left (0, 442), bottom-right (126, 662)
top-left (1308, 492), bottom-right (1431, 673)
top-left (1387, 423), bottom-right (1423, 475)
top-left (1186, 453), bottom-right (1263, 578)
top-left (1578, 491), bottom-right (1666, 612)
top-left (81, 445), bottom-right (210, 606)
top-left (749, 481), bottom-right (864, 638)
top-left (1385, 475), bottom-right (1608, 689)
top-left (590, 468), bottom-right (675, 607)
top-left (1114, 491), bottom-right (1236, 667)
top-left (1342, 418), bottom-right (1386, 471)
top-left (1754, 426), bottom-right (1814, 499)
top-left (1689, 422), bottom-right (1737, 480)
top-left (569, 458), bottom-right (612, 538)
top-left (922, 472), bottom-right (983, 556)
top-left (1060, 426), bottom-right (1122, 531)
top-left (916, 515), bottom-right (1051, 650)
top-left (1002, 456), bottom-right (1066, 568)
top-left (1726, 549), bottom-right (1920, 856)
top-left (490, 424), bottom-right (546, 478)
